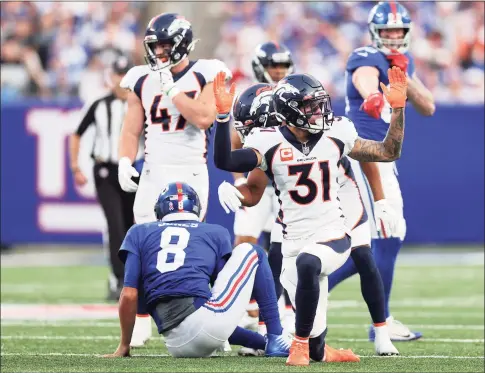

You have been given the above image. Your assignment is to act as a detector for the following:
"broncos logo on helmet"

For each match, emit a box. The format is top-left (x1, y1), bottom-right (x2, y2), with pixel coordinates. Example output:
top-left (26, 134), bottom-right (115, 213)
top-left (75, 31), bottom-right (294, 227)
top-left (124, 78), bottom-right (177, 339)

top-left (232, 83), bottom-right (279, 142)
top-left (144, 13), bottom-right (199, 70)
top-left (273, 74), bottom-right (334, 134)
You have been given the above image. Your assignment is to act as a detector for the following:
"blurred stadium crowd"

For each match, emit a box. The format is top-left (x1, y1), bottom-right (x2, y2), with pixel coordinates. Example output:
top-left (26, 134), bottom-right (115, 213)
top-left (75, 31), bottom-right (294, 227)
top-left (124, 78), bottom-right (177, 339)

top-left (2, 1), bottom-right (484, 104)
top-left (1, 1), bottom-right (147, 102)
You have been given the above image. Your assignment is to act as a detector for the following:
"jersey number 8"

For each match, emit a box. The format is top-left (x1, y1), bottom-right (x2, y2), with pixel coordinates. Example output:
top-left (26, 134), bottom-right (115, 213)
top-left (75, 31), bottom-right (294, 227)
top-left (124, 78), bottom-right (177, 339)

top-left (157, 227), bottom-right (190, 273)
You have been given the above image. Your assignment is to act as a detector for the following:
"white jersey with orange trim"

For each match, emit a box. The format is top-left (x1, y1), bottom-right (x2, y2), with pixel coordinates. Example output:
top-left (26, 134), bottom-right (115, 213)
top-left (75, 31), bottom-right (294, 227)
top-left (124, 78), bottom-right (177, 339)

top-left (243, 116), bottom-right (358, 244)
top-left (121, 59), bottom-right (232, 166)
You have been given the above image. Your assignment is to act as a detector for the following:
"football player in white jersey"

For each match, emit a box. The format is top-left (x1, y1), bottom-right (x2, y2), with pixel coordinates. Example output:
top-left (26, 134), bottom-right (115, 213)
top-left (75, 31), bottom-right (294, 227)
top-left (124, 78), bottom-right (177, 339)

top-left (223, 80), bottom-right (399, 357)
top-left (117, 13), bottom-right (232, 347)
top-left (231, 42), bottom-right (295, 336)
top-left (212, 66), bottom-right (407, 366)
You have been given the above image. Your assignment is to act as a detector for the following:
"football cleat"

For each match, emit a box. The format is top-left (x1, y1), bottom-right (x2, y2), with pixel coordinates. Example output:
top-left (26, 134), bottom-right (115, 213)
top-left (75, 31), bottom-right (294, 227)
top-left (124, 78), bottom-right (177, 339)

top-left (324, 344), bottom-right (360, 362)
top-left (265, 333), bottom-right (292, 357)
top-left (285, 339), bottom-right (309, 366)
top-left (369, 316), bottom-right (423, 342)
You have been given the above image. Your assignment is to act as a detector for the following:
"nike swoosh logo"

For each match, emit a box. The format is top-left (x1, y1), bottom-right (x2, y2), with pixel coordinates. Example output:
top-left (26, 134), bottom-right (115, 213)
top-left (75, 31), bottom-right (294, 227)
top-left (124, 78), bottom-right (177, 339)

top-left (193, 173), bottom-right (199, 176)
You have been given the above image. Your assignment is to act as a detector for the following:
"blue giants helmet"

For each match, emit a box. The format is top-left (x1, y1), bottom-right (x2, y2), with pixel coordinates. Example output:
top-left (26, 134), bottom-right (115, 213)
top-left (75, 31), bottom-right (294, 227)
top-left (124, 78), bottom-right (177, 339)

top-left (368, 1), bottom-right (412, 55)
top-left (144, 13), bottom-right (198, 70)
top-left (154, 182), bottom-right (201, 220)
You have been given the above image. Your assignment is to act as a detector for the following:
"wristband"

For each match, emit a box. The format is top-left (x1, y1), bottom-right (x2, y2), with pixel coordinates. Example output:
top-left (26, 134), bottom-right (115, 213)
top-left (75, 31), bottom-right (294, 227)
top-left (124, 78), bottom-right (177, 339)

top-left (216, 113), bottom-right (231, 122)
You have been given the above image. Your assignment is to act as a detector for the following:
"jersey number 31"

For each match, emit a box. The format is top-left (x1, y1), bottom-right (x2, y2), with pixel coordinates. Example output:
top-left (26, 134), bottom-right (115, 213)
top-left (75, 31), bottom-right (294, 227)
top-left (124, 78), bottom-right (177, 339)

top-left (157, 227), bottom-right (190, 273)
top-left (288, 161), bottom-right (330, 205)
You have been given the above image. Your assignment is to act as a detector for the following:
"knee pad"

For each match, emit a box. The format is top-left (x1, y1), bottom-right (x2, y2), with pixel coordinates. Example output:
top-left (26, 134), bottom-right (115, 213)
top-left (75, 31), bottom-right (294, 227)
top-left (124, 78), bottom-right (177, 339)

top-left (296, 253), bottom-right (321, 284)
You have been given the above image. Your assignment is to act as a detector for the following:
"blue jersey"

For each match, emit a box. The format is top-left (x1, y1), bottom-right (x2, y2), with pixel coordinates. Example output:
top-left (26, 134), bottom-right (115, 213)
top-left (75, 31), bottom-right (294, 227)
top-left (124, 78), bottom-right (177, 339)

top-left (345, 45), bottom-right (415, 141)
top-left (119, 220), bottom-right (232, 308)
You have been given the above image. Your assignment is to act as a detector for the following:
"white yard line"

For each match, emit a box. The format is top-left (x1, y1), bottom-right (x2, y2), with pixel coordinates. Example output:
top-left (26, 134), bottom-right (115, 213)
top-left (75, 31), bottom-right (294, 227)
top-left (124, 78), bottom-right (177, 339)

top-left (1, 335), bottom-right (483, 343)
top-left (2, 320), bottom-right (483, 331)
top-left (335, 338), bottom-right (484, 343)
top-left (1, 352), bottom-right (483, 359)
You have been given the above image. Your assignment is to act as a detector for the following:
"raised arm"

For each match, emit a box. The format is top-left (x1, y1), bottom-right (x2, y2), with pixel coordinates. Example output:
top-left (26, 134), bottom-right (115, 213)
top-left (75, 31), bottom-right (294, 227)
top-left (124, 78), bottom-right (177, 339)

top-left (349, 67), bottom-right (407, 162)
top-left (212, 71), bottom-right (262, 172)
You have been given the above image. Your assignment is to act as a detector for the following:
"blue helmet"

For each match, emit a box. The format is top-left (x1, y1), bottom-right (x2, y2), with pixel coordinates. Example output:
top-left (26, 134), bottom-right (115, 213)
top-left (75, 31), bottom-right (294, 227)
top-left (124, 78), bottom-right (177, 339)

top-left (252, 42), bottom-right (294, 84)
top-left (154, 182), bottom-right (201, 221)
top-left (144, 13), bottom-right (198, 70)
top-left (368, 1), bottom-right (412, 55)
top-left (232, 83), bottom-right (279, 142)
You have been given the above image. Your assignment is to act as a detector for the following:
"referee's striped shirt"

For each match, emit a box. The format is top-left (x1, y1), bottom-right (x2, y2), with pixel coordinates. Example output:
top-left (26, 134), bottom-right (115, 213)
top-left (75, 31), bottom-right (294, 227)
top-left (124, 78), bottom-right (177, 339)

top-left (75, 93), bottom-right (143, 164)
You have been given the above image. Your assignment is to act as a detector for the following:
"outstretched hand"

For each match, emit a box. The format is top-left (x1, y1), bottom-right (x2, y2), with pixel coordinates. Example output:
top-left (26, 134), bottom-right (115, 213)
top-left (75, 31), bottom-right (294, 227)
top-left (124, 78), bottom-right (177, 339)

top-left (102, 344), bottom-right (130, 358)
top-left (380, 66), bottom-right (407, 109)
top-left (213, 71), bottom-right (236, 115)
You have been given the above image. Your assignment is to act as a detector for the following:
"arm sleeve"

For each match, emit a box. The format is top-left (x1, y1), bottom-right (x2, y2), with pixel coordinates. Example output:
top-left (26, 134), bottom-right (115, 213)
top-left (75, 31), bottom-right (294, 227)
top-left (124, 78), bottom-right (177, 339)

top-left (213, 118), bottom-right (259, 172)
top-left (75, 99), bottom-right (98, 136)
top-left (123, 251), bottom-right (141, 288)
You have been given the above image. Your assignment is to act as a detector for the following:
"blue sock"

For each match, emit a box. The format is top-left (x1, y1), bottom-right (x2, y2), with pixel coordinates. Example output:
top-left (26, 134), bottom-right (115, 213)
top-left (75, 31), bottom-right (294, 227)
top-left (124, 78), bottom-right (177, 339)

top-left (372, 237), bottom-right (401, 318)
top-left (267, 242), bottom-right (284, 300)
top-left (295, 253), bottom-right (321, 338)
top-left (327, 254), bottom-right (358, 292)
top-left (252, 245), bottom-right (283, 335)
top-left (229, 326), bottom-right (266, 350)
top-left (351, 246), bottom-right (386, 324)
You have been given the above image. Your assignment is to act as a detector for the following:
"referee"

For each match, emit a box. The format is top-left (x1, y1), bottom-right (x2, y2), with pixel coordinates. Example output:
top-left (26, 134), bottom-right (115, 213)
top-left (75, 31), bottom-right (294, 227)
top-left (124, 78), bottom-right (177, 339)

top-left (69, 56), bottom-right (144, 301)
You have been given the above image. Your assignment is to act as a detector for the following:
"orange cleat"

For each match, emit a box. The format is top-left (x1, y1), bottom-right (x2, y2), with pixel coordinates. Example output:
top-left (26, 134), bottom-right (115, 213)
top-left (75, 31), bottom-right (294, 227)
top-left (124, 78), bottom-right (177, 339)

top-left (286, 339), bottom-right (310, 366)
top-left (324, 344), bottom-right (360, 362)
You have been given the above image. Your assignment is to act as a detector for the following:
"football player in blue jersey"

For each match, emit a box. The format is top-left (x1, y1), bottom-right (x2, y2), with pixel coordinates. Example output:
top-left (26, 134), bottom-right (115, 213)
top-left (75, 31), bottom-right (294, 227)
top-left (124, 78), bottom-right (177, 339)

top-left (103, 182), bottom-right (291, 358)
top-left (329, 1), bottom-right (435, 342)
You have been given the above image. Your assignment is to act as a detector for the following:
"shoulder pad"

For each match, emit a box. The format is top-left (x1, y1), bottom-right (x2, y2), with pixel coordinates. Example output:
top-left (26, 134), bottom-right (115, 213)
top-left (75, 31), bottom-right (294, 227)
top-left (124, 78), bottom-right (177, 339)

top-left (194, 59), bottom-right (232, 84)
top-left (120, 65), bottom-right (150, 91)
top-left (243, 127), bottom-right (280, 157)
top-left (326, 116), bottom-right (358, 156)
top-left (347, 46), bottom-right (382, 72)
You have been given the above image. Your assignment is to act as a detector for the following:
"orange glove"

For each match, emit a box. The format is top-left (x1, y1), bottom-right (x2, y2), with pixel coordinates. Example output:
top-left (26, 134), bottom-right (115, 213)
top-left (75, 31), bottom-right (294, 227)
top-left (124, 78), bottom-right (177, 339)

top-left (213, 71), bottom-right (236, 115)
top-left (380, 66), bottom-right (407, 109)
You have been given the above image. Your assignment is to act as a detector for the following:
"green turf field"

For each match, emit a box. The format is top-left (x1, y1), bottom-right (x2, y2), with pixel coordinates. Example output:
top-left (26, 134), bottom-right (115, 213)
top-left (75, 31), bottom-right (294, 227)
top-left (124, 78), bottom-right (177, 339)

top-left (1, 255), bottom-right (484, 372)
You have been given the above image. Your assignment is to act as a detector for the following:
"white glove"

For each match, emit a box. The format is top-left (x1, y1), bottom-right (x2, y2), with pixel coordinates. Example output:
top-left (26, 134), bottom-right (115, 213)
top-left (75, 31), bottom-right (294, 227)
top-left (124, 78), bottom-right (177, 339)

top-left (118, 157), bottom-right (139, 192)
top-left (374, 199), bottom-right (400, 238)
top-left (152, 68), bottom-right (180, 99)
top-left (218, 181), bottom-right (244, 214)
